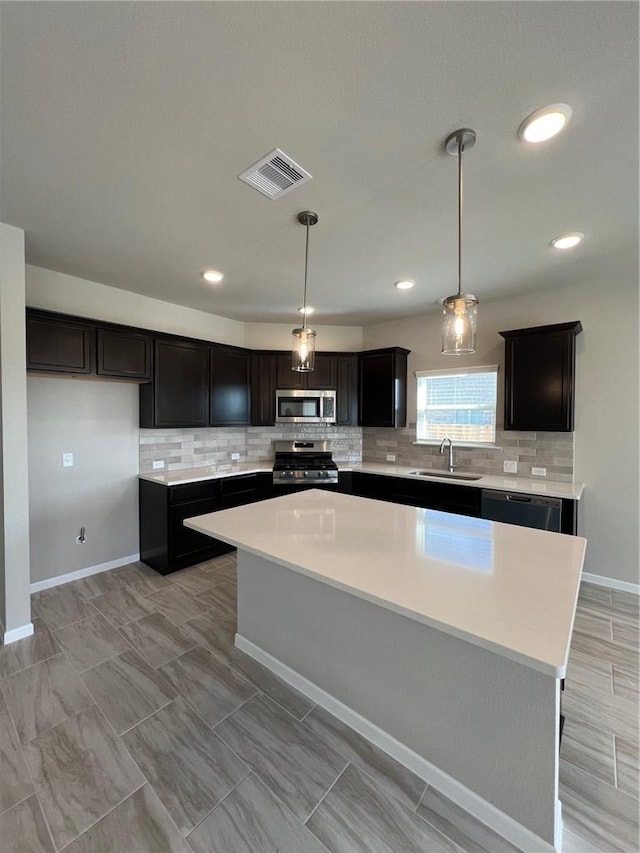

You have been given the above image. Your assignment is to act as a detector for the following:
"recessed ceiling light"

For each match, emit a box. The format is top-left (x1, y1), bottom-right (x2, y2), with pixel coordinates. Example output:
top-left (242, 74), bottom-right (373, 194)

top-left (394, 279), bottom-right (415, 290)
top-left (550, 232), bottom-right (584, 250)
top-left (202, 270), bottom-right (224, 283)
top-left (298, 306), bottom-right (315, 315)
top-left (518, 104), bottom-right (572, 143)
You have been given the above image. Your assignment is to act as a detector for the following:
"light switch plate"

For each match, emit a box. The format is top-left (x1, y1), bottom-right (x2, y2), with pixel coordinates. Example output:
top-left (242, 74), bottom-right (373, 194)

top-left (62, 452), bottom-right (74, 467)
top-left (152, 460), bottom-right (165, 470)
top-left (503, 460), bottom-right (518, 474)
top-left (531, 467), bottom-right (547, 477)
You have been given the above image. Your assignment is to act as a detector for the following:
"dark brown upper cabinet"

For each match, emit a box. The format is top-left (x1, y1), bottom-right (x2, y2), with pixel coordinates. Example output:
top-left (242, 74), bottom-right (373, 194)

top-left (275, 352), bottom-right (337, 391)
top-left (210, 345), bottom-right (251, 426)
top-left (97, 327), bottom-right (152, 380)
top-left (358, 347), bottom-right (410, 428)
top-left (336, 354), bottom-right (358, 426)
top-left (500, 321), bottom-right (582, 432)
top-left (26, 313), bottom-right (94, 374)
top-left (140, 338), bottom-right (209, 428)
top-left (250, 351), bottom-right (277, 426)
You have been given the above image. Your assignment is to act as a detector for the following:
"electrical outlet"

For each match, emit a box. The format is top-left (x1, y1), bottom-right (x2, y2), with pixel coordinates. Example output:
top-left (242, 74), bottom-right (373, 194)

top-left (62, 452), bottom-right (74, 467)
top-left (231, 453), bottom-right (240, 461)
top-left (152, 460), bottom-right (165, 470)
top-left (503, 460), bottom-right (517, 474)
top-left (386, 454), bottom-right (396, 463)
top-left (531, 467), bottom-right (547, 477)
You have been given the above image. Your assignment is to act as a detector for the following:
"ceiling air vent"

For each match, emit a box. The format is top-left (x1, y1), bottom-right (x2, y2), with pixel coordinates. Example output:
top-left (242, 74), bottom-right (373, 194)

top-left (238, 149), bottom-right (312, 199)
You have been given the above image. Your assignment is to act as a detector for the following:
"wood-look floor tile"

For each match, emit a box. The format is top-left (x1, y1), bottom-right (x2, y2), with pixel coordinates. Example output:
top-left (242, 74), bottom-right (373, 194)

top-left (61, 784), bottom-right (189, 853)
top-left (611, 591), bottom-right (640, 620)
top-left (573, 610), bottom-right (612, 640)
top-left (303, 705), bottom-right (425, 809)
top-left (0, 692), bottom-right (34, 813)
top-left (578, 583), bottom-right (611, 605)
top-left (53, 613), bottom-right (131, 672)
top-left (116, 562), bottom-right (172, 596)
top-left (118, 612), bottom-right (196, 668)
top-left (612, 619), bottom-right (640, 649)
top-left (560, 717), bottom-right (616, 785)
top-left (181, 611), bottom-right (236, 664)
top-left (188, 772), bottom-right (328, 853)
top-left (2, 654), bottom-right (94, 743)
top-left (66, 570), bottom-right (124, 600)
top-left (160, 646), bottom-right (255, 727)
top-left (615, 737), bottom-right (639, 799)
top-left (90, 586), bottom-right (156, 628)
top-left (570, 630), bottom-right (640, 674)
top-left (32, 586), bottom-right (96, 631)
top-left (307, 763), bottom-right (458, 853)
top-left (561, 824), bottom-right (605, 853)
top-left (562, 678), bottom-right (640, 743)
top-left (613, 666), bottom-right (639, 702)
top-left (417, 786), bottom-right (520, 853)
top-left (559, 759), bottom-right (639, 853)
top-left (146, 584), bottom-right (209, 626)
top-left (198, 581), bottom-right (237, 621)
top-left (24, 705), bottom-right (143, 850)
top-left (215, 694), bottom-right (346, 821)
top-left (122, 697), bottom-right (248, 834)
top-left (80, 649), bottom-right (177, 734)
top-left (169, 566), bottom-right (216, 596)
top-left (228, 648), bottom-right (313, 720)
top-left (565, 649), bottom-right (613, 695)
top-left (0, 794), bottom-right (55, 853)
top-left (0, 618), bottom-right (59, 679)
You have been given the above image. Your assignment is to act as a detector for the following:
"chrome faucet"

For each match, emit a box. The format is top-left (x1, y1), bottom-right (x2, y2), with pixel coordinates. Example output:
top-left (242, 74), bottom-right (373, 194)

top-left (439, 437), bottom-right (455, 472)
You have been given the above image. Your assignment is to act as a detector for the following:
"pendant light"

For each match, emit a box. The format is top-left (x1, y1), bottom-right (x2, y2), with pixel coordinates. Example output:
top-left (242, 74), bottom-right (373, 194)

top-left (442, 128), bottom-right (478, 355)
top-left (292, 210), bottom-right (318, 372)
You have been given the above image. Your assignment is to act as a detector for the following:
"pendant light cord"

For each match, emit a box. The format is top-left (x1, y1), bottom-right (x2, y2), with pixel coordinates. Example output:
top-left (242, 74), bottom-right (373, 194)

top-left (457, 133), bottom-right (463, 298)
top-left (301, 221), bottom-right (310, 330)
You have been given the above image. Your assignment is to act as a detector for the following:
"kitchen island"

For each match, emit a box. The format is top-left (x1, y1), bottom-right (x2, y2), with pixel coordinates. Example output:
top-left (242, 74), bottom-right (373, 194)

top-left (185, 489), bottom-right (586, 852)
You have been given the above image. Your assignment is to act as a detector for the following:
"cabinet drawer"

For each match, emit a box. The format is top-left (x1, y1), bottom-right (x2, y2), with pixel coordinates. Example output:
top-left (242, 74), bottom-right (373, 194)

top-left (220, 474), bottom-right (258, 496)
top-left (169, 480), bottom-right (218, 504)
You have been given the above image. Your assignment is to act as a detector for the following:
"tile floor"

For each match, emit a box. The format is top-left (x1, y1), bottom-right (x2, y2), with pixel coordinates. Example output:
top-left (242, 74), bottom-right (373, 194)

top-left (0, 556), bottom-right (638, 852)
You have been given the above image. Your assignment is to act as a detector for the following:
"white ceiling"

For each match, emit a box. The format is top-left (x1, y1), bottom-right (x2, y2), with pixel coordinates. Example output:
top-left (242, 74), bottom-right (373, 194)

top-left (1, 2), bottom-right (637, 325)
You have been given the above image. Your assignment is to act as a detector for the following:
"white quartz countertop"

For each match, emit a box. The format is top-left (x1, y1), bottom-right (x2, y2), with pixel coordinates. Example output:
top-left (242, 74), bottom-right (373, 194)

top-left (186, 489), bottom-right (586, 677)
top-left (140, 460), bottom-right (584, 499)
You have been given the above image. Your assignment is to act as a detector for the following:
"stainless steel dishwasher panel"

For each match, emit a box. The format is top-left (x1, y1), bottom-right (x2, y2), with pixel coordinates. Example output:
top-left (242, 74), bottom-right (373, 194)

top-left (480, 489), bottom-right (562, 532)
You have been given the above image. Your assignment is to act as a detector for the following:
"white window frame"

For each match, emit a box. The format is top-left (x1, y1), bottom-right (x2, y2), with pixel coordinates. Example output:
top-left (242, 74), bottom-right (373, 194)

top-left (415, 364), bottom-right (499, 446)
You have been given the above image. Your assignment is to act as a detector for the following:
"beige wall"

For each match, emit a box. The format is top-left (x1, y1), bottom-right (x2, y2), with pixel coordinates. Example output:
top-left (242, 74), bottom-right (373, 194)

top-left (246, 322), bottom-right (363, 352)
top-left (363, 277), bottom-right (640, 586)
top-left (0, 224), bottom-right (32, 637)
top-left (27, 377), bottom-right (139, 583)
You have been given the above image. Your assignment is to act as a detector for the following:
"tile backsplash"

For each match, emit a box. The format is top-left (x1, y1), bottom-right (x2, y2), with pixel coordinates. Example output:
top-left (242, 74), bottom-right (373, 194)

top-left (139, 425), bottom-right (362, 473)
top-left (362, 426), bottom-right (574, 482)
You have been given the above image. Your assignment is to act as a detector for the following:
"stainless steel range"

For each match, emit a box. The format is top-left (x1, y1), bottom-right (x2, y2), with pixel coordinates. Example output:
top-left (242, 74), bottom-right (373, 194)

top-left (272, 440), bottom-right (339, 487)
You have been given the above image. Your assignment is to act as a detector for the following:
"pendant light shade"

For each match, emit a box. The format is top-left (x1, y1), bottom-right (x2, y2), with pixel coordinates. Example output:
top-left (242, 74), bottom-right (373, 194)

top-left (442, 129), bottom-right (479, 355)
top-left (292, 211), bottom-right (318, 372)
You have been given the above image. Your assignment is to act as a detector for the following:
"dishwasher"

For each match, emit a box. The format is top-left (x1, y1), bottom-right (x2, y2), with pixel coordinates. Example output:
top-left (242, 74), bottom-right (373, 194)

top-left (480, 489), bottom-right (562, 532)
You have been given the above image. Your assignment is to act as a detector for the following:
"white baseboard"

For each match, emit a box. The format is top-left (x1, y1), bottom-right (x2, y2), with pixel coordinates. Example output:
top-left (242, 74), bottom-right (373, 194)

top-left (235, 634), bottom-right (558, 853)
top-left (4, 622), bottom-right (35, 645)
top-left (30, 553), bottom-right (140, 593)
top-left (582, 572), bottom-right (640, 595)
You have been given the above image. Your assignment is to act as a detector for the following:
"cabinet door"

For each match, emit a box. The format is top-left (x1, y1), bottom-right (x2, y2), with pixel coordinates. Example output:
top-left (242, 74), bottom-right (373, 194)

top-left (336, 354), bottom-right (357, 425)
top-left (153, 339), bottom-right (209, 428)
top-left (502, 323), bottom-right (581, 432)
top-left (307, 354), bottom-right (337, 390)
top-left (27, 315), bottom-right (93, 374)
top-left (359, 353), bottom-right (394, 426)
top-left (276, 354), bottom-right (306, 389)
top-left (97, 328), bottom-right (152, 380)
top-left (250, 352), bottom-right (277, 425)
top-left (169, 497), bottom-right (220, 563)
top-left (210, 346), bottom-right (250, 426)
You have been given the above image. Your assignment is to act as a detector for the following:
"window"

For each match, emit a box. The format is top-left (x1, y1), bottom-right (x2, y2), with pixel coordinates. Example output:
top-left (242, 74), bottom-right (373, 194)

top-left (416, 365), bottom-right (498, 444)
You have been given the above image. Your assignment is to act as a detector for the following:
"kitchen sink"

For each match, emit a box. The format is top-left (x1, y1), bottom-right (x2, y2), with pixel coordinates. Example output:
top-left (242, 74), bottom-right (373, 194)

top-left (409, 470), bottom-right (482, 481)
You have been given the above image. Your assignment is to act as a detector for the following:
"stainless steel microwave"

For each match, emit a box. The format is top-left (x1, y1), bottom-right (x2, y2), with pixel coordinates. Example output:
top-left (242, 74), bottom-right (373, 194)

top-left (275, 389), bottom-right (336, 424)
